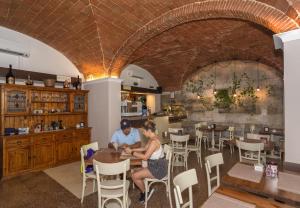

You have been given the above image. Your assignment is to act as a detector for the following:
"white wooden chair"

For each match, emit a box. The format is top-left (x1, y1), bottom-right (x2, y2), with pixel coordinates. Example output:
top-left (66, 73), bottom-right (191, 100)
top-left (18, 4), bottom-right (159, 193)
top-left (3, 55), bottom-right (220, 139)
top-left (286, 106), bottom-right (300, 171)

top-left (236, 140), bottom-right (264, 164)
top-left (219, 126), bottom-right (235, 153)
top-left (173, 169), bottom-right (198, 208)
top-left (170, 134), bottom-right (189, 171)
top-left (168, 127), bottom-right (184, 134)
top-left (187, 131), bottom-right (202, 167)
top-left (144, 144), bottom-right (173, 208)
top-left (205, 153), bottom-right (224, 196)
top-left (93, 159), bottom-right (130, 208)
top-left (80, 142), bottom-right (99, 203)
top-left (195, 123), bottom-right (209, 149)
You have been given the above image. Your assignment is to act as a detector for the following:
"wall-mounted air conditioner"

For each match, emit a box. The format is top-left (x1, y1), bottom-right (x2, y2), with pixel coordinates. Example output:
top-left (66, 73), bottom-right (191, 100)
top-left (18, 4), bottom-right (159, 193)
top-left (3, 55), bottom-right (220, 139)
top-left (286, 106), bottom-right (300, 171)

top-left (0, 38), bottom-right (30, 57)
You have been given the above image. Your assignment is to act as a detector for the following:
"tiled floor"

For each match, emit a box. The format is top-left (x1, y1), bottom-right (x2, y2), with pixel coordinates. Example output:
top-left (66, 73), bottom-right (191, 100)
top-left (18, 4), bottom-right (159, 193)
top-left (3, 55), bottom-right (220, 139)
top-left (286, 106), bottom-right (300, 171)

top-left (0, 147), bottom-right (239, 208)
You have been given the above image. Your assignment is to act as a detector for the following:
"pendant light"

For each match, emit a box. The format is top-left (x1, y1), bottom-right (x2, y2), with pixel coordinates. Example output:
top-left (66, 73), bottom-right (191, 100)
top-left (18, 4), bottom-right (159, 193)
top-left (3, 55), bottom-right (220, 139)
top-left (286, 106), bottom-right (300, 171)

top-left (256, 59), bottom-right (260, 92)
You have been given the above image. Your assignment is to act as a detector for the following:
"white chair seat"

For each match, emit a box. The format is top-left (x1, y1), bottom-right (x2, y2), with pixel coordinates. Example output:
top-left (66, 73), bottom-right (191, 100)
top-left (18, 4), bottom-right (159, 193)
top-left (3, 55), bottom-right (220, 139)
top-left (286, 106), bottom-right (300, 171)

top-left (187, 145), bottom-right (198, 151)
top-left (100, 180), bottom-right (130, 197)
top-left (86, 171), bottom-right (96, 179)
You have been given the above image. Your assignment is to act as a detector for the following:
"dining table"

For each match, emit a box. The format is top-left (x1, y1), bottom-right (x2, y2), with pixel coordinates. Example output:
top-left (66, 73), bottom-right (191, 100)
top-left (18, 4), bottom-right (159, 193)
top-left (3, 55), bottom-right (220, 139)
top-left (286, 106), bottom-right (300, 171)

top-left (221, 162), bottom-right (300, 207)
top-left (198, 125), bottom-right (228, 151)
top-left (202, 186), bottom-right (294, 208)
top-left (85, 148), bottom-right (142, 166)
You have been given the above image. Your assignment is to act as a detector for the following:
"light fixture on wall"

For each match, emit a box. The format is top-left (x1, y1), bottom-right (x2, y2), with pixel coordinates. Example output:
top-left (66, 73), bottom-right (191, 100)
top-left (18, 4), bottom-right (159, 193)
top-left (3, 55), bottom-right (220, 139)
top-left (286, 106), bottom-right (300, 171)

top-left (256, 60), bottom-right (260, 92)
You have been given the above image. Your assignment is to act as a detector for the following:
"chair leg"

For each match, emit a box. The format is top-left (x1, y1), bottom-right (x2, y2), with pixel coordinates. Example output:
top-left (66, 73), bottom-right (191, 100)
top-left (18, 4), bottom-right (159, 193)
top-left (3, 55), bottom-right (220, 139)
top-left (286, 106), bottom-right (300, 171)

top-left (81, 176), bottom-right (86, 204)
top-left (92, 179), bottom-right (96, 192)
top-left (167, 182), bottom-right (173, 208)
top-left (145, 180), bottom-right (149, 208)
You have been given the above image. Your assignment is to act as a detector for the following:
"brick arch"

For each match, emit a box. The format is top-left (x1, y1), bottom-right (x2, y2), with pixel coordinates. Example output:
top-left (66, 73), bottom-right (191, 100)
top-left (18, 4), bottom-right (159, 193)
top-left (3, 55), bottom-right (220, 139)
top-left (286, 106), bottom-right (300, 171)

top-left (109, 0), bottom-right (299, 76)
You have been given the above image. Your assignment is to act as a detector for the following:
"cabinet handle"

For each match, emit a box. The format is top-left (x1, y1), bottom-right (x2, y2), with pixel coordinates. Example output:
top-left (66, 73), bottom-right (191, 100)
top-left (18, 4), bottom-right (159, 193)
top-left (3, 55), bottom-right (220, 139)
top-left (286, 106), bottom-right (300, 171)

top-left (17, 141), bottom-right (22, 145)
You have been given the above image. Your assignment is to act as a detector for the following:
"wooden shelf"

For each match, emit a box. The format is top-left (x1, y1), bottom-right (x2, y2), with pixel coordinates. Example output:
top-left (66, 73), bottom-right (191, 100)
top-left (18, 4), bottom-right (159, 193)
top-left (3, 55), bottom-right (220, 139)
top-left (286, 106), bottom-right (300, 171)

top-left (4, 112), bottom-right (87, 117)
top-left (31, 101), bottom-right (68, 103)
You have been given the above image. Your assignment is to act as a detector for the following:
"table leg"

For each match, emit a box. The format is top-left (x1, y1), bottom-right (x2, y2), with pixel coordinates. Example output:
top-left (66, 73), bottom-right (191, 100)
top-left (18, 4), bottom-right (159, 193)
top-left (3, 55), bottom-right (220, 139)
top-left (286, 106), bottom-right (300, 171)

top-left (209, 129), bottom-right (219, 151)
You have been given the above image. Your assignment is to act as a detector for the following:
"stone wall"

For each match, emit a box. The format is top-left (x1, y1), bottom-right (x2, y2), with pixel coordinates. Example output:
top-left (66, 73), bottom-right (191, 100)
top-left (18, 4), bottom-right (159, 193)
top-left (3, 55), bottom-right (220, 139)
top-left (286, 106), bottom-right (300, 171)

top-left (162, 60), bottom-right (283, 136)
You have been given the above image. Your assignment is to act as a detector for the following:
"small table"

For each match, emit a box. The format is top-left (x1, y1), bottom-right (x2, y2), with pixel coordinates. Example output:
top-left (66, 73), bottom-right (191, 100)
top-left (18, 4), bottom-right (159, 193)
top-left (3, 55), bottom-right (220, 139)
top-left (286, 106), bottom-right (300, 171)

top-left (213, 186), bottom-right (294, 208)
top-left (198, 126), bottom-right (228, 151)
top-left (86, 148), bottom-right (142, 166)
top-left (222, 163), bottom-right (300, 207)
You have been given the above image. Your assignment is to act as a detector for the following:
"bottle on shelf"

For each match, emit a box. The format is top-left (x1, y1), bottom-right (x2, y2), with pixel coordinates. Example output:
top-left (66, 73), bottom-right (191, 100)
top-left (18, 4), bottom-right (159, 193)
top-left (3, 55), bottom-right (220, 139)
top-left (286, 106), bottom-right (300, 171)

top-left (6, 64), bottom-right (15, 84)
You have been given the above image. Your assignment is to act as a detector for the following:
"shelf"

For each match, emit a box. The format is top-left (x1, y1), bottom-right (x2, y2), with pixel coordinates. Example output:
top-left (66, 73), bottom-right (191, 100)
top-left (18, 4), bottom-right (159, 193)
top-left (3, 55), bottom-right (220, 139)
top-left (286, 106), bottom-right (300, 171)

top-left (4, 112), bottom-right (87, 117)
top-left (31, 101), bottom-right (68, 103)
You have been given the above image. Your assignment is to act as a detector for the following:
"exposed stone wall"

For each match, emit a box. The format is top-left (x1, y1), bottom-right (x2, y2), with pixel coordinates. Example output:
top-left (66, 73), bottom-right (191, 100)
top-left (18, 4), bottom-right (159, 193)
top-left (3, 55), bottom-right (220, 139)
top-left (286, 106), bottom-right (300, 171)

top-left (162, 60), bottom-right (283, 135)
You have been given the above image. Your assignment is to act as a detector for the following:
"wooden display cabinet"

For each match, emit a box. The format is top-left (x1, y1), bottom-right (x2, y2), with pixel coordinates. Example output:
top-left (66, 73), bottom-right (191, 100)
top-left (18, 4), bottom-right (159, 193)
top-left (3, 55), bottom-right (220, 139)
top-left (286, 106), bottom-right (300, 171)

top-left (0, 84), bottom-right (91, 179)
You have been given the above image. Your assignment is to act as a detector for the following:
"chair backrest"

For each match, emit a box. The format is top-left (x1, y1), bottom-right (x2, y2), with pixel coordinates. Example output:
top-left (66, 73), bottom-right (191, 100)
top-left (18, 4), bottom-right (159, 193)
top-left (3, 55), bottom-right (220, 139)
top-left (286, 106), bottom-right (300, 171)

top-left (236, 140), bottom-right (264, 164)
top-left (246, 133), bottom-right (270, 141)
top-left (93, 159), bottom-right (130, 207)
top-left (173, 169), bottom-right (198, 208)
top-left (228, 126), bottom-right (235, 140)
top-left (170, 134), bottom-right (189, 151)
top-left (168, 128), bottom-right (184, 134)
top-left (80, 142), bottom-right (99, 174)
top-left (163, 144), bottom-right (173, 183)
top-left (205, 153), bottom-right (224, 196)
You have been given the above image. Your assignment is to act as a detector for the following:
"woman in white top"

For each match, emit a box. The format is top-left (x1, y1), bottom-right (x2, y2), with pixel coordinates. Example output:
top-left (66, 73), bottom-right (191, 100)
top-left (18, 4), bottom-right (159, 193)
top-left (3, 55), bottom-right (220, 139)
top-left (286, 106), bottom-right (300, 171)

top-left (125, 121), bottom-right (167, 203)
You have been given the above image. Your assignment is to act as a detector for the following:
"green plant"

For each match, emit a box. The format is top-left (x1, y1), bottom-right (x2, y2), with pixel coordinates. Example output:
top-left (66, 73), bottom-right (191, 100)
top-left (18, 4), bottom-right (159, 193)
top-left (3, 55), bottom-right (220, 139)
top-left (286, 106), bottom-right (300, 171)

top-left (214, 89), bottom-right (233, 109)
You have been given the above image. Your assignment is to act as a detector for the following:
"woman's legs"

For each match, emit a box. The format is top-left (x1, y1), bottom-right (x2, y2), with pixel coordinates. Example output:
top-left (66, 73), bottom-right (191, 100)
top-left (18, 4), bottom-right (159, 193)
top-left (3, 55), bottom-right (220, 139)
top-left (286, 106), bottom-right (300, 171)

top-left (132, 168), bottom-right (154, 192)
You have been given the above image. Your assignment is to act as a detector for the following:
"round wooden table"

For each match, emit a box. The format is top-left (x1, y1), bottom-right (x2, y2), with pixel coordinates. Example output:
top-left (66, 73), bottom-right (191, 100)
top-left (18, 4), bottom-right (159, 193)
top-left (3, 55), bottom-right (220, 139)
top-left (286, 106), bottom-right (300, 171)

top-left (86, 148), bottom-right (142, 166)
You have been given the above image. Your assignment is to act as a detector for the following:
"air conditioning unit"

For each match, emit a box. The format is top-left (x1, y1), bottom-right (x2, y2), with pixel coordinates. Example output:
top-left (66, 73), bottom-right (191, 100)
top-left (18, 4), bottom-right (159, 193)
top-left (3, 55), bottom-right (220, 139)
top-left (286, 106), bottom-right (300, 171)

top-left (0, 38), bottom-right (30, 58)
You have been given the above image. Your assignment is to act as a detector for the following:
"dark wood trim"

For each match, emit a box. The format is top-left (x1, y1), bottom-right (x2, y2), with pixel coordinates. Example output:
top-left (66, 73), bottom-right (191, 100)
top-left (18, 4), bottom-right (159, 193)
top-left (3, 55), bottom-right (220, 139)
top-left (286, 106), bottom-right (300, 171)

top-left (283, 162), bottom-right (300, 172)
top-left (0, 67), bottom-right (80, 83)
top-left (121, 85), bottom-right (162, 94)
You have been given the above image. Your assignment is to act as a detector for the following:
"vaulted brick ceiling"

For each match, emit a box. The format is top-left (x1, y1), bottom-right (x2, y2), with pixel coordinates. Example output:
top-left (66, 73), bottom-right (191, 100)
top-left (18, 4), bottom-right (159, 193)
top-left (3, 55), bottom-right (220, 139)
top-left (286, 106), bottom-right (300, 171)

top-left (0, 0), bottom-right (299, 90)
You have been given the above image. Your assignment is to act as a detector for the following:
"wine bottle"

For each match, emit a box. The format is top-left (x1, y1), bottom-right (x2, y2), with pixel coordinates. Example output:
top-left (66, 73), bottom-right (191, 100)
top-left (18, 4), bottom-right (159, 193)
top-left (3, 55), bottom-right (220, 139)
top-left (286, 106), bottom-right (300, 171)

top-left (6, 65), bottom-right (15, 84)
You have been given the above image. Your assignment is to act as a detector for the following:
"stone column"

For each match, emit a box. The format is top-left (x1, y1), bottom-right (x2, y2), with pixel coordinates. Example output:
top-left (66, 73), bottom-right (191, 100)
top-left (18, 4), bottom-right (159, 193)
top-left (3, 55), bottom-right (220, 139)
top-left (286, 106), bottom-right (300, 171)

top-left (83, 78), bottom-right (122, 148)
top-left (274, 29), bottom-right (300, 165)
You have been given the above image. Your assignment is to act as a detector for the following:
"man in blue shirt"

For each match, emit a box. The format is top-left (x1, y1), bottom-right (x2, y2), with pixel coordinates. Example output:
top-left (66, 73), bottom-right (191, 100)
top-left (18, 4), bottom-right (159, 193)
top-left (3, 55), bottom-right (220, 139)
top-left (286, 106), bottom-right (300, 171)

top-left (109, 119), bottom-right (141, 149)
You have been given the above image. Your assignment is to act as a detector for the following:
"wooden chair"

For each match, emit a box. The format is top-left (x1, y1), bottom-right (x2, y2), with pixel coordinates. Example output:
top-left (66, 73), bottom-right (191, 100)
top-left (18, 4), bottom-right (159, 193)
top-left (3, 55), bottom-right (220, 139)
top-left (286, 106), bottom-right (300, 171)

top-left (93, 159), bottom-right (130, 208)
top-left (170, 134), bottom-right (189, 171)
top-left (144, 144), bottom-right (173, 208)
top-left (219, 126), bottom-right (235, 153)
top-left (173, 169), bottom-right (198, 208)
top-left (80, 142), bottom-right (98, 203)
top-left (236, 140), bottom-right (264, 164)
top-left (187, 131), bottom-right (202, 167)
top-left (205, 153), bottom-right (224, 196)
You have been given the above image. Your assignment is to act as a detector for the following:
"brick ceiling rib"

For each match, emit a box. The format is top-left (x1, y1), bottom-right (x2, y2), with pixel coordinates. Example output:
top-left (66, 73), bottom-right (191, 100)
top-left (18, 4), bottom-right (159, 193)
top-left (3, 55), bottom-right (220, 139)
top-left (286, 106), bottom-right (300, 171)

top-left (0, 0), bottom-right (298, 90)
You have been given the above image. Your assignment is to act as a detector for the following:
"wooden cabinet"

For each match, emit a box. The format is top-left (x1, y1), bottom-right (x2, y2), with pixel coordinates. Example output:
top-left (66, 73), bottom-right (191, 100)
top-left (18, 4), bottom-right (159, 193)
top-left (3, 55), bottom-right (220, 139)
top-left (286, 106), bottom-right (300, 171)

top-left (4, 136), bottom-right (32, 176)
top-left (2, 127), bottom-right (91, 178)
top-left (32, 135), bottom-right (54, 169)
top-left (0, 84), bottom-right (90, 179)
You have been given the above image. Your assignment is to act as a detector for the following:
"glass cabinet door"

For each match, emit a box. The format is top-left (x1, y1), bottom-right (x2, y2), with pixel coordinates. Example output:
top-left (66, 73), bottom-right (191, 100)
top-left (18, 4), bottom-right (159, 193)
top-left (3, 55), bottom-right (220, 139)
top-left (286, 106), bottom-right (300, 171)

top-left (73, 94), bottom-right (86, 112)
top-left (5, 89), bottom-right (28, 114)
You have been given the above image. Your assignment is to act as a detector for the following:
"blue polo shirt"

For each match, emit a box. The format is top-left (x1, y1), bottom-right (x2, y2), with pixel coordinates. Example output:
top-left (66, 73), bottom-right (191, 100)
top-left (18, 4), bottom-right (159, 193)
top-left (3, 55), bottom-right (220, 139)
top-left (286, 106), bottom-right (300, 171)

top-left (111, 128), bottom-right (140, 145)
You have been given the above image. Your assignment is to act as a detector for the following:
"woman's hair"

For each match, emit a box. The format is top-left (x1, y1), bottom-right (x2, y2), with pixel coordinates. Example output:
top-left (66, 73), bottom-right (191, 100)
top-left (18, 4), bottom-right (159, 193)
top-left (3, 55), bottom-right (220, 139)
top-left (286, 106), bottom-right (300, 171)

top-left (143, 120), bottom-right (156, 132)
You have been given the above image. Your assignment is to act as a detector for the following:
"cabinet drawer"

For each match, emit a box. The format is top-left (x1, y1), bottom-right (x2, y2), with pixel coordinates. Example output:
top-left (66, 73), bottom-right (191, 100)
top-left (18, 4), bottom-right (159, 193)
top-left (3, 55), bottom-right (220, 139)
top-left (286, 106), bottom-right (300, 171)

top-left (75, 129), bottom-right (90, 139)
top-left (33, 135), bottom-right (53, 145)
top-left (5, 137), bottom-right (31, 149)
top-left (55, 131), bottom-right (73, 140)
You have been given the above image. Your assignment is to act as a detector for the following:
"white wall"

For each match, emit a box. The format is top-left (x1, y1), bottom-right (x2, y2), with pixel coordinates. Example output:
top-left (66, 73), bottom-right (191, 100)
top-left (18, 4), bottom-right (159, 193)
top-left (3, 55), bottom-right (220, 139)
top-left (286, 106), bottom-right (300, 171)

top-left (282, 40), bottom-right (300, 164)
top-left (84, 78), bottom-right (121, 148)
top-left (146, 94), bottom-right (161, 113)
top-left (274, 29), bottom-right (300, 164)
top-left (120, 64), bottom-right (158, 89)
top-left (0, 26), bottom-right (82, 78)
